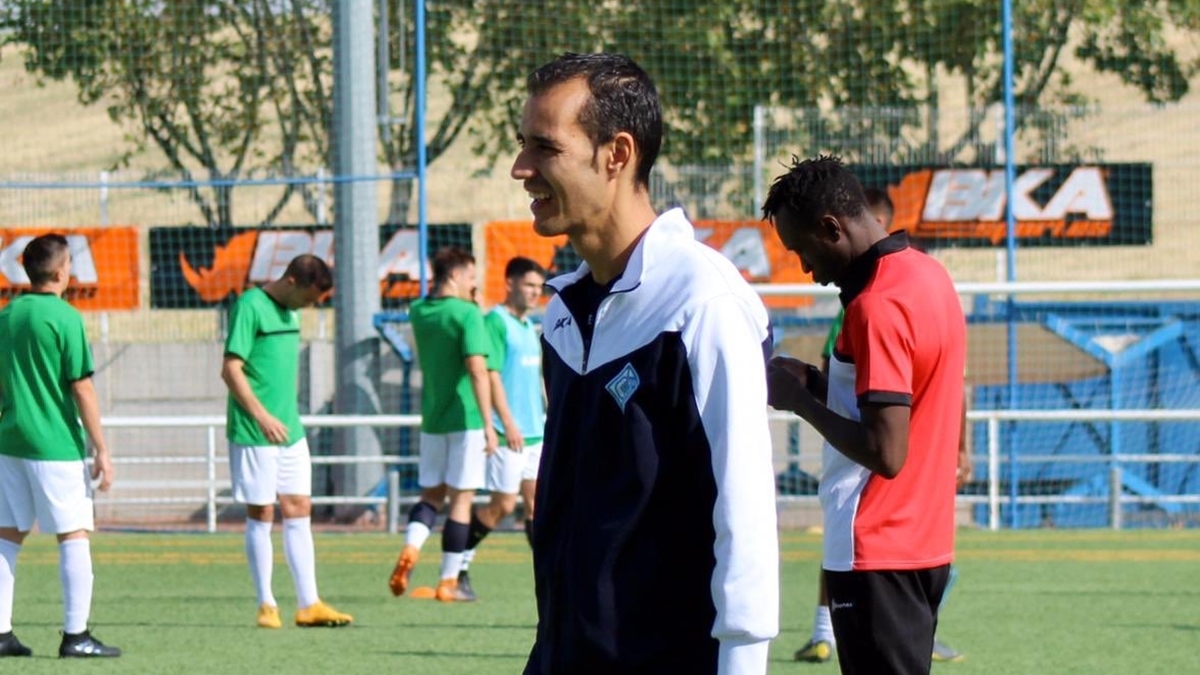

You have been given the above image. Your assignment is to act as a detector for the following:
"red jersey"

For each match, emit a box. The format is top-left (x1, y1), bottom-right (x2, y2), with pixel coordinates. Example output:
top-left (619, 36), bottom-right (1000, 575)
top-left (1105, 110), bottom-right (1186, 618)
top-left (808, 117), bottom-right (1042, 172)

top-left (820, 233), bottom-right (965, 571)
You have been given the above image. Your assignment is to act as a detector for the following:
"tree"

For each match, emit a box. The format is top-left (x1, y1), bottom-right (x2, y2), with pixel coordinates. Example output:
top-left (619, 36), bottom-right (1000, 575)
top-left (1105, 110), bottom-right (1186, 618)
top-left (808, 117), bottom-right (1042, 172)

top-left (453, 0), bottom-right (1200, 216)
top-left (4, 1), bottom-right (1197, 226)
top-left (905, 0), bottom-right (1200, 163)
top-left (0, 0), bottom-right (331, 228)
top-left (0, 0), bottom-right (602, 226)
top-left (496, 1), bottom-right (1198, 156)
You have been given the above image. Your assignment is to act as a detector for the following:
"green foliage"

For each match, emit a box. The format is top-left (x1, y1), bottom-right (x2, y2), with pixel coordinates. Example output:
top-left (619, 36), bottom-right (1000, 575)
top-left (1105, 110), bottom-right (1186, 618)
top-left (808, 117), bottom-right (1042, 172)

top-left (1, 0), bottom-right (332, 227)
top-left (2, 0), bottom-right (1198, 224)
top-left (463, 0), bottom-right (1200, 202)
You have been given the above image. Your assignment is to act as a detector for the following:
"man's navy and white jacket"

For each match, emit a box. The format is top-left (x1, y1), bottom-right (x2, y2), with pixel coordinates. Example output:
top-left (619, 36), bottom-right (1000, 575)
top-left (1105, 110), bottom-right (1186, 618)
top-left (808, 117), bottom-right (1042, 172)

top-left (524, 209), bottom-right (779, 675)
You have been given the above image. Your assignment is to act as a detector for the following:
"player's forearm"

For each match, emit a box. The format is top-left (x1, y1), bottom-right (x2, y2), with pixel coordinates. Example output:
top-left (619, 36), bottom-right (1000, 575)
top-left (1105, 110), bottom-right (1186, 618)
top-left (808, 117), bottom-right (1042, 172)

top-left (794, 396), bottom-right (903, 477)
top-left (469, 368), bottom-right (493, 422)
top-left (221, 363), bottom-right (270, 421)
top-left (488, 371), bottom-right (517, 429)
top-left (795, 396), bottom-right (867, 459)
top-left (959, 392), bottom-right (970, 455)
top-left (70, 377), bottom-right (109, 455)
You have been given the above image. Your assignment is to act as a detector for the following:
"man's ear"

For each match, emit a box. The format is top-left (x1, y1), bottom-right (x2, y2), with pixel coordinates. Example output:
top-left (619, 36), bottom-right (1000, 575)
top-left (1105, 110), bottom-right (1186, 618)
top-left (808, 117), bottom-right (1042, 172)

top-left (818, 214), bottom-right (843, 242)
top-left (54, 257), bottom-right (72, 283)
top-left (608, 132), bottom-right (636, 177)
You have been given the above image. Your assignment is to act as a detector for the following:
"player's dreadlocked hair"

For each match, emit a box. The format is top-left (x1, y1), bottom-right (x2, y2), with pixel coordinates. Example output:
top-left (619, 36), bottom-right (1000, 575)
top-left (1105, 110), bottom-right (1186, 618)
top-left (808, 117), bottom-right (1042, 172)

top-left (760, 155), bottom-right (870, 231)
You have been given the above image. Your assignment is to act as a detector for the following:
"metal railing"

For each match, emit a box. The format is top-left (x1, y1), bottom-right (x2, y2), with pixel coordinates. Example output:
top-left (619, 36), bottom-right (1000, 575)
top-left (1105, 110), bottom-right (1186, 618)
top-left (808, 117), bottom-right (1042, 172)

top-left (971, 409), bottom-right (1200, 531)
top-left (99, 409), bottom-right (1200, 533)
top-left (102, 414), bottom-right (420, 533)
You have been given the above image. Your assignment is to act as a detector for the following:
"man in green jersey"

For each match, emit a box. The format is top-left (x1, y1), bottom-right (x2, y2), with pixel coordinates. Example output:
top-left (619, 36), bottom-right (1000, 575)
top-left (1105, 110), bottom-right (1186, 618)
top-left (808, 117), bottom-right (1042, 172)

top-left (456, 256), bottom-right (547, 600)
top-left (0, 234), bottom-right (120, 658)
top-left (221, 254), bottom-right (352, 629)
top-left (388, 247), bottom-right (497, 603)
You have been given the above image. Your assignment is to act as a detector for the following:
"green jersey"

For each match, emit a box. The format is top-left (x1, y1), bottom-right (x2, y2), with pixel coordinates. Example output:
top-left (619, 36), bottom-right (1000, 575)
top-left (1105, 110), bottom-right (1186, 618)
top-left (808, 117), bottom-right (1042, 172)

top-left (410, 296), bottom-right (492, 434)
top-left (822, 308), bottom-right (846, 360)
top-left (224, 287), bottom-right (305, 446)
top-left (0, 293), bottom-right (94, 461)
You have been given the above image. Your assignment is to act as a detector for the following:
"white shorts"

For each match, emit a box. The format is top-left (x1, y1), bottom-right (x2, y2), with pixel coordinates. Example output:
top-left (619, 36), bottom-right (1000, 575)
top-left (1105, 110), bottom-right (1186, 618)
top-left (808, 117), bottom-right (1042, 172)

top-left (229, 438), bottom-right (312, 505)
top-left (0, 455), bottom-right (95, 534)
top-left (486, 442), bottom-right (542, 494)
top-left (418, 431), bottom-right (486, 490)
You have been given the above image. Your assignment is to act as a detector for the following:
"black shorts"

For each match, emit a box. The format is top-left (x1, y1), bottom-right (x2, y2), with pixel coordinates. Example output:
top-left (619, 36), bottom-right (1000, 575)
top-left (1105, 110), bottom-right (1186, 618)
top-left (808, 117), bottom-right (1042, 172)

top-left (824, 565), bottom-right (950, 675)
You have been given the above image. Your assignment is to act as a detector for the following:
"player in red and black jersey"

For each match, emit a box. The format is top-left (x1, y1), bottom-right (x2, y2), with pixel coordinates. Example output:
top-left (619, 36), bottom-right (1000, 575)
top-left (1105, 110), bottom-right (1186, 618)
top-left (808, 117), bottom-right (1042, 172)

top-left (764, 156), bottom-right (967, 675)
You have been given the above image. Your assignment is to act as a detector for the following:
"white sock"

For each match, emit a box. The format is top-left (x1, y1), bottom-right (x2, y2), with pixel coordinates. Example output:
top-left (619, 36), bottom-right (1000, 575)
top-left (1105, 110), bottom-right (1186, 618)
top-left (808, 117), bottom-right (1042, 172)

top-left (405, 521), bottom-right (432, 550)
top-left (813, 604), bottom-right (835, 644)
top-left (283, 517), bottom-right (320, 609)
top-left (245, 519), bottom-right (276, 607)
top-left (0, 539), bottom-right (19, 633)
top-left (460, 548), bottom-right (477, 571)
top-left (59, 539), bottom-right (93, 634)
top-left (439, 551), bottom-right (464, 581)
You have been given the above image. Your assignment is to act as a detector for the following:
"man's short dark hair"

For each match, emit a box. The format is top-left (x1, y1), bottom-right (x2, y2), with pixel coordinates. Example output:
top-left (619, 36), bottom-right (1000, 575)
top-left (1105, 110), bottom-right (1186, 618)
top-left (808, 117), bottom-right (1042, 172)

top-left (432, 247), bottom-right (475, 285)
top-left (22, 233), bottom-right (70, 286)
top-left (761, 155), bottom-right (870, 231)
top-left (527, 52), bottom-right (663, 188)
top-left (505, 256), bottom-right (546, 280)
top-left (284, 254), bottom-right (333, 292)
top-left (863, 186), bottom-right (894, 219)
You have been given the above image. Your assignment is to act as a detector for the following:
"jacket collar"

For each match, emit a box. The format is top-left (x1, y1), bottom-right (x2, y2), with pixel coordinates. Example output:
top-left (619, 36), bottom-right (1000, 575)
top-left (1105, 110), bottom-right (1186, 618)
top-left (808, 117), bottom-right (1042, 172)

top-left (545, 208), bottom-right (691, 293)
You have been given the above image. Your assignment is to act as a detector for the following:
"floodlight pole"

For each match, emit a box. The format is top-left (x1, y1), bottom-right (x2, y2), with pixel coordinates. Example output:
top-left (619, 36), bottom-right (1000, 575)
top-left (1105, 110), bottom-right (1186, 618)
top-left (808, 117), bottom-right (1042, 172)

top-left (415, 0), bottom-right (429, 296)
top-left (332, 0), bottom-right (383, 501)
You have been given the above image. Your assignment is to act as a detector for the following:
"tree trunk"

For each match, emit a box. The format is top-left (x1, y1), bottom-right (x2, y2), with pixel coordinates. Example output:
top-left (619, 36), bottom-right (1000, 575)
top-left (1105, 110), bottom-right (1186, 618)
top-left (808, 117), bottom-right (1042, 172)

top-left (217, 183), bottom-right (234, 228)
top-left (385, 176), bottom-right (414, 225)
top-left (925, 63), bottom-right (939, 163)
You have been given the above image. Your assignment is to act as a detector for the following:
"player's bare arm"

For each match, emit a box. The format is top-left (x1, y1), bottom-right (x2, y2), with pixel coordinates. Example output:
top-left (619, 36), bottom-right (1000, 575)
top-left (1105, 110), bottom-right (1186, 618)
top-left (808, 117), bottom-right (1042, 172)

top-left (221, 356), bottom-right (289, 444)
top-left (70, 376), bottom-right (114, 491)
top-left (768, 355), bottom-right (911, 478)
top-left (957, 391), bottom-right (973, 488)
top-left (488, 370), bottom-right (524, 452)
top-left (466, 355), bottom-right (498, 455)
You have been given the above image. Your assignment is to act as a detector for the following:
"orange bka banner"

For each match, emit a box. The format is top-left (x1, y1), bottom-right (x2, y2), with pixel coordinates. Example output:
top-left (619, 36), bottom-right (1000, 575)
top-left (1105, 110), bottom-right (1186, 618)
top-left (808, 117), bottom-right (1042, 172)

top-left (149, 224), bottom-right (472, 308)
top-left (0, 228), bottom-right (139, 310)
top-left (483, 220), bottom-right (812, 308)
top-left (852, 164), bottom-right (1152, 247)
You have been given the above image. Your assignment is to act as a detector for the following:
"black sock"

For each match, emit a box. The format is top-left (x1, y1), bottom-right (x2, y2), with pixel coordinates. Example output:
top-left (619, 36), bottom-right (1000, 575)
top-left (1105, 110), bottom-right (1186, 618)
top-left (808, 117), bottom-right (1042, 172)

top-left (465, 509), bottom-right (492, 550)
top-left (524, 518), bottom-right (534, 548)
top-left (443, 518), bottom-right (470, 553)
top-left (408, 500), bottom-right (438, 529)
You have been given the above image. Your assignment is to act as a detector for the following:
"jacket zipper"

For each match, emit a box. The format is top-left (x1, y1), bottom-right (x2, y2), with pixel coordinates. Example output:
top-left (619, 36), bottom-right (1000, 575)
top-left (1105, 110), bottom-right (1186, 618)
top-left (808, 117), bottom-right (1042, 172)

top-left (581, 294), bottom-right (616, 375)
top-left (581, 310), bottom-right (595, 374)
top-left (577, 288), bottom-right (629, 375)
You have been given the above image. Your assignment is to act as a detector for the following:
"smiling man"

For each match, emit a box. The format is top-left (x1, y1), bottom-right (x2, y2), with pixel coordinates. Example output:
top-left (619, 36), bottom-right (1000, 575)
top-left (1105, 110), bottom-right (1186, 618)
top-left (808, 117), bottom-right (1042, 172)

top-left (511, 52), bottom-right (779, 675)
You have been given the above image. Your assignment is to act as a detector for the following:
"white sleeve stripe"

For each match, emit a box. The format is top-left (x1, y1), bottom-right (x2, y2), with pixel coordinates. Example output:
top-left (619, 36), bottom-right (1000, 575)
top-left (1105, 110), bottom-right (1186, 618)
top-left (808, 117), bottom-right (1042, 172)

top-left (683, 294), bottom-right (780, 647)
